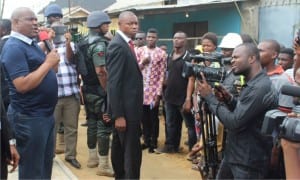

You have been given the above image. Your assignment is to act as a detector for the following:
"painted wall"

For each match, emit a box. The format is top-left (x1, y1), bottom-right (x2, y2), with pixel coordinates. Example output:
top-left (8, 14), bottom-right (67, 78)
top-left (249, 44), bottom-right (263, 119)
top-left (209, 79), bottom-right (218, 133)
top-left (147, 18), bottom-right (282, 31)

top-left (259, 5), bottom-right (300, 47)
top-left (139, 5), bottom-right (241, 50)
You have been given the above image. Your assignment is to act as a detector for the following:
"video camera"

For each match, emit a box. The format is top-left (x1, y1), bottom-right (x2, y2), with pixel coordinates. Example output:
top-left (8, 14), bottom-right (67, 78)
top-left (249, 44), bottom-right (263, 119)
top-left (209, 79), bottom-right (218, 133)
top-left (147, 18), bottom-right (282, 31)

top-left (52, 25), bottom-right (68, 44)
top-left (182, 51), bottom-right (227, 83)
top-left (261, 85), bottom-right (300, 142)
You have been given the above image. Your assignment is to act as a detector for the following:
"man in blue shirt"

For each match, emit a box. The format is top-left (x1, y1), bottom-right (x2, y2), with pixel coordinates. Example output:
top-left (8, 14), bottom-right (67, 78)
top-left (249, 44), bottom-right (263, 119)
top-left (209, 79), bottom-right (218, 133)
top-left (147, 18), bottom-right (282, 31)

top-left (1, 7), bottom-right (60, 179)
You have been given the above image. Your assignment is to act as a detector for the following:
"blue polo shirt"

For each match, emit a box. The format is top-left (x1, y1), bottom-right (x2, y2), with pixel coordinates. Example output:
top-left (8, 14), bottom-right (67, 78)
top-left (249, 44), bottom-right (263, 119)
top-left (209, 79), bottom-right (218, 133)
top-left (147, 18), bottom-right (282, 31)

top-left (1, 32), bottom-right (58, 116)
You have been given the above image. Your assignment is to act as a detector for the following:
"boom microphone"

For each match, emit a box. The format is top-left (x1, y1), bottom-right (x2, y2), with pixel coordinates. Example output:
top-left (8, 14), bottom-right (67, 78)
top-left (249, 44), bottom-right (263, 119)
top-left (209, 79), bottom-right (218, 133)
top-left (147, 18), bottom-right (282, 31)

top-left (281, 85), bottom-right (300, 98)
top-left (38, 31), bottom-right (53, 52)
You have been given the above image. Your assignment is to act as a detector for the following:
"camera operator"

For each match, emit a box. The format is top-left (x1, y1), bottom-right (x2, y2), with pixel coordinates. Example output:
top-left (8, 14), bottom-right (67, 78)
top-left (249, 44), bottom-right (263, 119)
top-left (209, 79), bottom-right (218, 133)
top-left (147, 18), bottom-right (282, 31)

top-left (294, 33), bottom-right (300, 80)
top-left (280, 81), bottom-right (300, 179)
top-left (279, 38), bottom-right (300, 179)
top-left (187, 33), bottom-right (243, 163)
top-left (214, 33), bottom-right (244, 159)
top-left (281, 137), bottom-right (300, 179)
top-left (219, 33), bottom-right (244, 97)
top-left (197, 43), bottom-right (278, 179)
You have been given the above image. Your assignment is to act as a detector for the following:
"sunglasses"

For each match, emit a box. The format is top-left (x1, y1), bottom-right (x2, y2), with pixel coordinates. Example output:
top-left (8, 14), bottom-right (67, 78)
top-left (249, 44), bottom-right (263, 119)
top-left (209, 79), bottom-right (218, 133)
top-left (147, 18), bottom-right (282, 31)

top-left (135, 38), bottom-right (144, 40)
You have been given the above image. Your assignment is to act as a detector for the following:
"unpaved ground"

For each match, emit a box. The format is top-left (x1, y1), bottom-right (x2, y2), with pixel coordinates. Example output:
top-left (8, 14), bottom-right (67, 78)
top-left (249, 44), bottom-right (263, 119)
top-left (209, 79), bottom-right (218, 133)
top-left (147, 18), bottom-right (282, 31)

top-left (58, 106), bottom-right (201, 179)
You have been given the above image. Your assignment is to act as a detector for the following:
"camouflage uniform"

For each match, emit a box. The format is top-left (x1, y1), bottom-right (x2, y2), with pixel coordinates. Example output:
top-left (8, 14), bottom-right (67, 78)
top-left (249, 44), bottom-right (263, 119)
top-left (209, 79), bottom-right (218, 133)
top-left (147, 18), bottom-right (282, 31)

top-left (81, 32), bottom-right (112, 156)
top-left (79, 11), bottom-right (114, 176)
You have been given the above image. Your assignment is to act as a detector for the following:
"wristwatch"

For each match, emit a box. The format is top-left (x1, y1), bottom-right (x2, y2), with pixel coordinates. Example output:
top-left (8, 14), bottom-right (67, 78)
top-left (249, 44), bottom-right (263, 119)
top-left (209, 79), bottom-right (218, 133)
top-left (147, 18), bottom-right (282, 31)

top-left (9, 139), bottom-right (16, 146)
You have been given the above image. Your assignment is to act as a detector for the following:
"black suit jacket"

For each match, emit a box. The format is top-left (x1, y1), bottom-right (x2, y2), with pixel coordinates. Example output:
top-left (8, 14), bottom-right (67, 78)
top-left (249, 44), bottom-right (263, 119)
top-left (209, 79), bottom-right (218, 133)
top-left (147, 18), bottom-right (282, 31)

top-left (106, 33), bottom-right (143, 123)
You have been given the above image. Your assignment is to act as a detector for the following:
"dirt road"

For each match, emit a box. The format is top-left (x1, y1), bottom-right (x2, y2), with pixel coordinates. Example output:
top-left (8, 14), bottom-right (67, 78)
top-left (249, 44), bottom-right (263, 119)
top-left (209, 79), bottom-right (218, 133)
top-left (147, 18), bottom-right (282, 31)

top-left (57, 107), bottom-right (201, 179)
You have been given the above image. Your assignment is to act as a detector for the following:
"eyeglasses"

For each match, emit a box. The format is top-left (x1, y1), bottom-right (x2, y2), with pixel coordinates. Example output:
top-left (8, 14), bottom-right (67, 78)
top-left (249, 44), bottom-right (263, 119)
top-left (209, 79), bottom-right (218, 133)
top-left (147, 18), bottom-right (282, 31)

top-left (135, 38), bottom-right (143, 40)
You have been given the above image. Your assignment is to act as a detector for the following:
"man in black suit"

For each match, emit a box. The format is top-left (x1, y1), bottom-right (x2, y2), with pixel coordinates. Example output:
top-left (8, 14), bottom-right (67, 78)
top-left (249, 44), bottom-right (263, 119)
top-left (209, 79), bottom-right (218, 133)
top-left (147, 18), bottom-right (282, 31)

top-left (106, 11), bottom-right (143, 179)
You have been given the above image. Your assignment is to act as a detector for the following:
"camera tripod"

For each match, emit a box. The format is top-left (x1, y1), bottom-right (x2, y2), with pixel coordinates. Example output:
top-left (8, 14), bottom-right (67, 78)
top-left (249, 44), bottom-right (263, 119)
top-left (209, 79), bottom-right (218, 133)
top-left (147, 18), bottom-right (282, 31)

top-left (198, 98), bottom-right (219, 179)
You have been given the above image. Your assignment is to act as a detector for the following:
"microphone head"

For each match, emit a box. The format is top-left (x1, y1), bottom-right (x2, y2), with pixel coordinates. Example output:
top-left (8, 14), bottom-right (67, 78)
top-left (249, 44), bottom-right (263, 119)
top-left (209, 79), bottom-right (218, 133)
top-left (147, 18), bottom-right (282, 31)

top-left (39, 31), bottom-right (49, 41)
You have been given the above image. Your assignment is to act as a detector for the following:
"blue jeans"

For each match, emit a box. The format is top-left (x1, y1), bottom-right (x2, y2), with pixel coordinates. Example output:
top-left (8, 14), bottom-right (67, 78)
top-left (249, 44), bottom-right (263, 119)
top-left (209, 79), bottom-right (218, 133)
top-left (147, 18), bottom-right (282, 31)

top-left (165, 102), bottom-right (196, 150)
top-left (7, 106), bottom-right (54, 179)
top-left (182, 112), bottom-right (197, 151)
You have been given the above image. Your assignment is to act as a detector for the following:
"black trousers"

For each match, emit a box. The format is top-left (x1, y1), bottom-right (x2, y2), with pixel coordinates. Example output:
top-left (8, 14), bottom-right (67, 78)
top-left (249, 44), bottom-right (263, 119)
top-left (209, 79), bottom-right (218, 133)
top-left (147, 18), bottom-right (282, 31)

top-left (1, 153), bottom-right (8, 180)
top-left (141, 105), bottom-right (159, 148)
top-left (1, 129), bottom-right (9, 180)
top-left (111, 122), bottom-right (142, 179)
top-left (216, 160), bottom-right (265, 179)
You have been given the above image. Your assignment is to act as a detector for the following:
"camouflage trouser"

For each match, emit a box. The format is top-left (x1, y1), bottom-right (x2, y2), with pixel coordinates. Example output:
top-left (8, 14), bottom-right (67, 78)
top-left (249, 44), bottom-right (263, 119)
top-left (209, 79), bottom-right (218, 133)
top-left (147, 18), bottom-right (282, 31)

top-left (83, 91), bottom-right (112, 155)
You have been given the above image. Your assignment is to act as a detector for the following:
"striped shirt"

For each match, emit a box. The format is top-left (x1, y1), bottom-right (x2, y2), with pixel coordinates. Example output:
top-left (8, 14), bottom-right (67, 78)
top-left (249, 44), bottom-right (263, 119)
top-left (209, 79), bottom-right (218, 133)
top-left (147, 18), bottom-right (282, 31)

top-left (55, 42), bottom-right (80, 97)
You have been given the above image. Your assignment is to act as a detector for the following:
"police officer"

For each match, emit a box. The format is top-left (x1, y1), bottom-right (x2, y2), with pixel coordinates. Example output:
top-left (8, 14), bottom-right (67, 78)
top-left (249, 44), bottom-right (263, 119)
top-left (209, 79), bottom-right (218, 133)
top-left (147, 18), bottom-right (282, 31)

top-left (80, 11), bottom-right (114, 177)
top-left (44, 4), bottom-right (63, 27)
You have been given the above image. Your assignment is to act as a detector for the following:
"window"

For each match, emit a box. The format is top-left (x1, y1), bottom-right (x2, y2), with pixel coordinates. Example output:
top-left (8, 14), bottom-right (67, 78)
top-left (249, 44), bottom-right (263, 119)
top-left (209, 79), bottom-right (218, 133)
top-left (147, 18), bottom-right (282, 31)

top-left (173, 21), bottom-right (208, 50)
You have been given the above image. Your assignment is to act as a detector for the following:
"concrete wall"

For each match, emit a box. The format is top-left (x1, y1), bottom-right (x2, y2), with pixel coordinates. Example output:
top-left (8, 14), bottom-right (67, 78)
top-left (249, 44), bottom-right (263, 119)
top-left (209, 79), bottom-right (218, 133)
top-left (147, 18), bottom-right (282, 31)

top-left (139, 5), bottom-right (241, 50)
top-left (259, 5), bottom-right (300, 47)
top-left (240, 0), bottom-right (260, 43)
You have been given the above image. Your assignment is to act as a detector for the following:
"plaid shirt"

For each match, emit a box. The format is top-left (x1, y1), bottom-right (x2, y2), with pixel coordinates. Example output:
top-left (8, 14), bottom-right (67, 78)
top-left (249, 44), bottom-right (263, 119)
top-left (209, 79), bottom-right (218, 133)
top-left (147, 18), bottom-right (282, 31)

top-left (136, 46), bottom-right (167, 105)
top-left (55, 42), bottom-right (80, 97)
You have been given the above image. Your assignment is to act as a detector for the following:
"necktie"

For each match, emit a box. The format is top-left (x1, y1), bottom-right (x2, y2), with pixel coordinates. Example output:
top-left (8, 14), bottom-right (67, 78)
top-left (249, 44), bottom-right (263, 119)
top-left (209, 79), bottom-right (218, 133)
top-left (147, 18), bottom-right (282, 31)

top-left (129, 40), bottom-right (135, 54)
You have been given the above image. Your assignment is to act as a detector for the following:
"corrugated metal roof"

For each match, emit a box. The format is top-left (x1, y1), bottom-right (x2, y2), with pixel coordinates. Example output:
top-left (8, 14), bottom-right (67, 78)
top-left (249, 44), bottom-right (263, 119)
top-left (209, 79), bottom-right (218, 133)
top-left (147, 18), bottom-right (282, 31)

top-left (105, 0), bottom-right (164, 13)
top-left (105, 0), bottom-right (246, 13)
top-left (260, 0), bottom-right (300, 6)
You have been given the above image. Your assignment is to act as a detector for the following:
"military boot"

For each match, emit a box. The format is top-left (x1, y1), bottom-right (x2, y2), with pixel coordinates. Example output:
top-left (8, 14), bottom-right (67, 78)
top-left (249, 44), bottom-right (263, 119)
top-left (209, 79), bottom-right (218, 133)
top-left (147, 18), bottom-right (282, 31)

top-left (87, 148), bottom-right (99, 168)
top-left (96, 155), bottom-right (114, 177)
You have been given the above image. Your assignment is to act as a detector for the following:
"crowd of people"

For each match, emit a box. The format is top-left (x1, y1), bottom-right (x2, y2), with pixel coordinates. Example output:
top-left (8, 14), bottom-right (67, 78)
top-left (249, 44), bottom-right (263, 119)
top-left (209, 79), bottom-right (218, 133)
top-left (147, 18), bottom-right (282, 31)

top-left (0, 3), bottom-right (300, 180)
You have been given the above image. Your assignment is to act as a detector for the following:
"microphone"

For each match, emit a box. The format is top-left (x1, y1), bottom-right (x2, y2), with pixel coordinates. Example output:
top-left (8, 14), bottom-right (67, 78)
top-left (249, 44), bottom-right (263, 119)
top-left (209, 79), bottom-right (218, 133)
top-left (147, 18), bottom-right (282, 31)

top-left (281, 85), bottom-right (300, 97)
top-left (38, 31), bottom-right (53, 52)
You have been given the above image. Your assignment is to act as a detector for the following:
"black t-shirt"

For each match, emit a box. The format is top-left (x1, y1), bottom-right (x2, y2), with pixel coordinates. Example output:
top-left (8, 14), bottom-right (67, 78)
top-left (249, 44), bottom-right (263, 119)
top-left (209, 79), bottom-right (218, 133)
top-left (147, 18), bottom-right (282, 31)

top-left (164, 50), bottom-right (190, 106)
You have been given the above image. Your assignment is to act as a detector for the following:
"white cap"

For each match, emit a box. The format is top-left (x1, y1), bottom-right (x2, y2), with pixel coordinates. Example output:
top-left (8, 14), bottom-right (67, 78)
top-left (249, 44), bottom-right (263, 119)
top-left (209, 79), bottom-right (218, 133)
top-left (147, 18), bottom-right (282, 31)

top-left (219, 33), bottom-right (243, 49)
